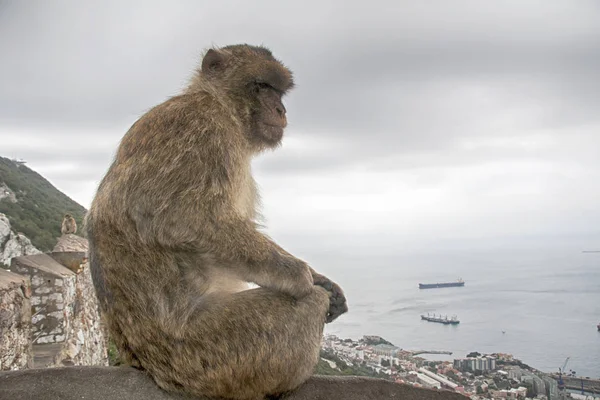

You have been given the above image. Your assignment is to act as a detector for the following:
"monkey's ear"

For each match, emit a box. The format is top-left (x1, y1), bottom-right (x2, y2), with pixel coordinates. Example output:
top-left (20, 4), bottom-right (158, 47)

top-left (201, 49), bottom-right (225, 73)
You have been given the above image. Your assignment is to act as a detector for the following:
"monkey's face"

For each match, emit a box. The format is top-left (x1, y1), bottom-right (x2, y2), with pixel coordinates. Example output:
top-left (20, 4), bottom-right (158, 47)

top-left (249, 82), bottom-right (288, 147)
top-left (200, 45), bottom-right (294, 150)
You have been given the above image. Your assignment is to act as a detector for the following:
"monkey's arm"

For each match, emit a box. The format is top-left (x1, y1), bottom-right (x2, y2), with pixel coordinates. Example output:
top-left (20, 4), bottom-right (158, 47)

top-left (210, 220), bottom-right (346, 321)
top-left (201, 216), bottom-right (315, 298)
top-left (271, 242), bottom-right (348, 322)
top-left (132, 201), bottom-right (314, 299)
top-left (202, 214), bottom-right (347, 320)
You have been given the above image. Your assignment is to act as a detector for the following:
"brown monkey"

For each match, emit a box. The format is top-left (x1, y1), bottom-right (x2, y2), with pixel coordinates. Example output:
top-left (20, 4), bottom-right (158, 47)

top-left (61, 213), bottom-right (77, 235)
top-left (86, 44), bottom-right (347, 400)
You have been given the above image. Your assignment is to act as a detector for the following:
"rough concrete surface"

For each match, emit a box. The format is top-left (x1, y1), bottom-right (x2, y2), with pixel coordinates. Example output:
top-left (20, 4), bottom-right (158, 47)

top-left (0, 366), bottom-right (468, 400)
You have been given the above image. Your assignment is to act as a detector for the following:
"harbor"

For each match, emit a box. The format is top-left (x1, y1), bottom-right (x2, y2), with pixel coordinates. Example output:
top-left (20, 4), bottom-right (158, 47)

top-left (555, 375), bottom-right (600, 396)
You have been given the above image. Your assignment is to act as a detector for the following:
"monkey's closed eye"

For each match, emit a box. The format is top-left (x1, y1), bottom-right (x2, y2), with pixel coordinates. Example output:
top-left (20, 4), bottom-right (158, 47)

top-left (254, 82), bottom-right (275, 94)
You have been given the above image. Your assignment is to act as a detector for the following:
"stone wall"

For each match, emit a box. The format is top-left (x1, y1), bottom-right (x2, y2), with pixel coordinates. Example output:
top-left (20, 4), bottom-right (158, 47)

top-left (0, 269), bottom-right (32, 370)
top-left (10, 254), bottom-right (76, 344)
top-left (2, 249), bottom-right (108, 369)
top-left (53, 257), bottom-right (108, 367)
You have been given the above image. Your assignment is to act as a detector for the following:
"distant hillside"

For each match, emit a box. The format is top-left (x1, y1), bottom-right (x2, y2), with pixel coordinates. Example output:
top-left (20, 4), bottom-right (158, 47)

top-left (0, 156), bottom-right (87, 251)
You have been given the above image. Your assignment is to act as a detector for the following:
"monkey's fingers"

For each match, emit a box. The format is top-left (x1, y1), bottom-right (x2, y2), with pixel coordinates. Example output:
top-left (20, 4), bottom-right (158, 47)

top-left (311, 274), bottom-right (348, 322)
top-left (312, 274), bottom-right (333, 291)
top-left (325, 285), bottom-right (348, 323)
top-left (326, 298), bottom-right (348, 323)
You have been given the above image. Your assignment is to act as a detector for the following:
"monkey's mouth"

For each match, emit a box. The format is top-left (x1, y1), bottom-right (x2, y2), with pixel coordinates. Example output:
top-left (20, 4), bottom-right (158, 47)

top-left (259, 123), bottom-right (285, 145)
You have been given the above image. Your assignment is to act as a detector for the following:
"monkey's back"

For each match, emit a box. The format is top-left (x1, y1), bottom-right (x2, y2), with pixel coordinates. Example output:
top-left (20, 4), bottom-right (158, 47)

top-left (86, 93), bottom-right (246, 335)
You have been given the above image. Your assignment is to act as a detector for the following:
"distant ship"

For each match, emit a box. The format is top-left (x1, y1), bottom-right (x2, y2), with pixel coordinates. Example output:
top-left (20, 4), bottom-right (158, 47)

top-left (421, 313), bottom-right (460, 325)
top-left (597, 322), bottom-right (600, 331)
top-left (419, 278), bottom-right (465, 289)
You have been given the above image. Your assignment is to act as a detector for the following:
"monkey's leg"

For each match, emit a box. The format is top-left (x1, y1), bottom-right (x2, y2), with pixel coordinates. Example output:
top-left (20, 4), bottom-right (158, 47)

top-left (104, 317), bottom-right (142, 368)
top-left (142, 286), bottom-right (330, 400)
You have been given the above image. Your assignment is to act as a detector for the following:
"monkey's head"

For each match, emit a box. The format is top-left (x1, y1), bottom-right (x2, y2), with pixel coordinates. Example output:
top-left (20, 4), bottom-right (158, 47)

top-left (196, 44), bottom-right (295, 150)
top-left (64, 214), bottom-right (73, 219)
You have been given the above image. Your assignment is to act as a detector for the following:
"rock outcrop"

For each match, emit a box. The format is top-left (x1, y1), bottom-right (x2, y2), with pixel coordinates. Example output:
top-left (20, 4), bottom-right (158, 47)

top-left (0, 366), bottom-right (469, 400)
top-left (0, 213), bottom-right (41, 267)
top-left (0, 214), bottom-right (9, 241)
top-left (0, 183), bottom-right (17, 203)
top-left (53, 234), bottom-right (88, 253)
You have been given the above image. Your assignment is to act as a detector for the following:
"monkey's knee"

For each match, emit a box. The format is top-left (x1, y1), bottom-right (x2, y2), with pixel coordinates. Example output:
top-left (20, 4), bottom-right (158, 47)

top-left (312, 285), bottom-right (331, 306)
top-left (298, 286), bottom-right (330, 322)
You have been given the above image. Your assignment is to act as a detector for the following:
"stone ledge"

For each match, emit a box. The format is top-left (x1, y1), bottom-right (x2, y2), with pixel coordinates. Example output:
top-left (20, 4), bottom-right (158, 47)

top-left (11, 254), bottom-right (75, 278)
top-left (49, 251), bottom-right (87, 274)
top-left (0, 366), bottom-right (468, 400)
top-left (0, 268), bottom-right (29, 290)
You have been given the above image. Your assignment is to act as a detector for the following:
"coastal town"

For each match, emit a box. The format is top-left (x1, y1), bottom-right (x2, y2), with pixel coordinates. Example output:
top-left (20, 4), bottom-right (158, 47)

top-left (320, 334), bottom-right (599, 400)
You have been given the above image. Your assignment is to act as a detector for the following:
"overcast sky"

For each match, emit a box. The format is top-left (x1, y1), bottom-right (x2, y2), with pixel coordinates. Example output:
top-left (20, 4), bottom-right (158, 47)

top-left (1, 0), bottom-right (599, 254)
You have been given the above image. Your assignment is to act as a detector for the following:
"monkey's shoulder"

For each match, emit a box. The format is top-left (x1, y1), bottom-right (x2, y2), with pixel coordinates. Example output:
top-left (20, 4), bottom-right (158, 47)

top-left (125, 93), bottom-right (239, 148)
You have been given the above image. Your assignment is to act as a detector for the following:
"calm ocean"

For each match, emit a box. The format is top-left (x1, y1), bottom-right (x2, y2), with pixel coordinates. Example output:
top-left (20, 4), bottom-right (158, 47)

top-left (317, 242), bottom-right (600, 378)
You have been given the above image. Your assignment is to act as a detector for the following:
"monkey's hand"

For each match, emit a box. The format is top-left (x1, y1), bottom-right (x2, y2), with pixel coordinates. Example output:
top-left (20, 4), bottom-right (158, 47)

top-left (311, 271), bottom-right (348, 323)
top-left (270, 253), bottom-right (314, 300)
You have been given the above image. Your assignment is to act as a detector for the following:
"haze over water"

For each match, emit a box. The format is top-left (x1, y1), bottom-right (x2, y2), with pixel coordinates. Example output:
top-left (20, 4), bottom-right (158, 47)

top-left (318, 239), bottom-right (600, 378)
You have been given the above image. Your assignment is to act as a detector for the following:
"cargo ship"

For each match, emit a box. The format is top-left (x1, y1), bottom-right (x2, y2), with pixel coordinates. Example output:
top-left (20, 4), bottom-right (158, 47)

top-left (421, 313), bottom-right (460, 325)
top-left (419, 278), bottom-right (465, 289)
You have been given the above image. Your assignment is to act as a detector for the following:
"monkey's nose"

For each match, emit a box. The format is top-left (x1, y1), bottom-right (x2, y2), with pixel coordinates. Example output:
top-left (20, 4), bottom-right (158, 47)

top-left (276, 104), bottom-right (286, 117)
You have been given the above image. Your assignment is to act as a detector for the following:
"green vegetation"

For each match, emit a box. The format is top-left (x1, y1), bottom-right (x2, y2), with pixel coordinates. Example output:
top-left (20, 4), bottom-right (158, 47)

top-left (0, 157), bottom-right (87, 251)
top-left (107, 338), bottom-right (123, 366)
top-left (361, 337), bottom-right (395, 346)
top-left (316, 349), bottom-right (390, 380)
top-left (496, 359), bottom-right (533, 371)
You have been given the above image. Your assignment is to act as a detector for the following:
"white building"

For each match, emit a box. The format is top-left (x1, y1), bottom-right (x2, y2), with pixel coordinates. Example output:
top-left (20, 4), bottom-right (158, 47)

top-left (418, 368), bottom-right (459, 390)
top-left (409, 372), bottom-right (441, 389)
top-left (372, 344), bottom-right (401, 357)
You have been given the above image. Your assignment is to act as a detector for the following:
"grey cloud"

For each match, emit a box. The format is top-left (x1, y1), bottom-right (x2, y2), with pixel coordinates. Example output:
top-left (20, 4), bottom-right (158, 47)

top-left (1, 0), bottom-right (600, 239)
top-left (2, 1), bottom-right (599, 131)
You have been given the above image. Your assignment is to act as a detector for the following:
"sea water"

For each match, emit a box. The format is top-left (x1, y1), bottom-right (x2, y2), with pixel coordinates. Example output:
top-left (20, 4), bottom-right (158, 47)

top-left (317, 242), bottom-right (600, 378)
